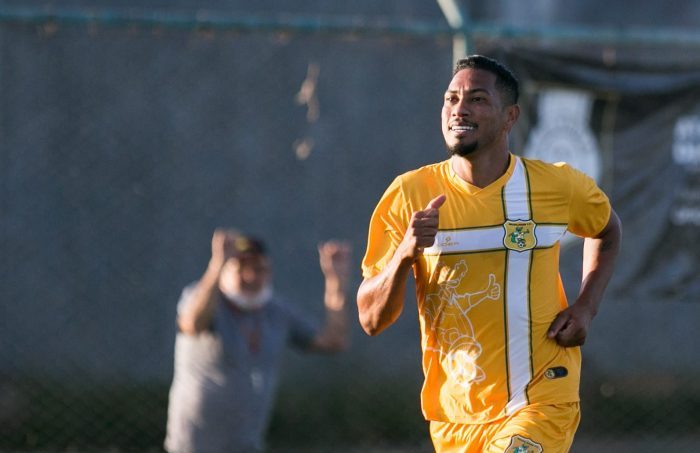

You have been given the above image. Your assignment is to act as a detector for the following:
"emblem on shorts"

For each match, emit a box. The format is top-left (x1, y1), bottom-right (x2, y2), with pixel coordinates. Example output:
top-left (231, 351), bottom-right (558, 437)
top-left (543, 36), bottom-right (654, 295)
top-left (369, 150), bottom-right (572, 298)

top-left (505, 435), bottom-right (543, 453)
top-left (503, 220), bottom-right (537, 251)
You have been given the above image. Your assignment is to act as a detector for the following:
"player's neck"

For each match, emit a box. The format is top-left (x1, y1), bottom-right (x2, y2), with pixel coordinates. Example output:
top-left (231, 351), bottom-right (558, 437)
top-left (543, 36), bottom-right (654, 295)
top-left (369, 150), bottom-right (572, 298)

top-left (451, 149), bottom-right (511, 188)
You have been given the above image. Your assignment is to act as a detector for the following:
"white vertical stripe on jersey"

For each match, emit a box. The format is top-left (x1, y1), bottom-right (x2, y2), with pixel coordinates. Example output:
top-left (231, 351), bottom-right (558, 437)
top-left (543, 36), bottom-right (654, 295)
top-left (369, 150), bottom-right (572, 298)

top-left (503, 157), bottom-right (531, 221)
top-left (503, 157), bottom-right (533, 415)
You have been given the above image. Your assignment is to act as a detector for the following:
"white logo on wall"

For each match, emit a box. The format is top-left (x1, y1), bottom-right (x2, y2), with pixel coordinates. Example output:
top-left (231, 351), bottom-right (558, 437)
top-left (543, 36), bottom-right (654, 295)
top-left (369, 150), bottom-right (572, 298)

top-left (673, 115), bottom-right (700, 170)
top-left (671, 114), bottom-right (700, 226)
top-left (524, 88), bottom-right (603, 246)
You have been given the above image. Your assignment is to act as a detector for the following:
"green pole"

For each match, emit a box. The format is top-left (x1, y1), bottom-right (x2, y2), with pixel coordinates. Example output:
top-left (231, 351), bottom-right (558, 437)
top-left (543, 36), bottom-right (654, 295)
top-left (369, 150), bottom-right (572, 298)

top-left (436, 0), bottom-right (473, 65)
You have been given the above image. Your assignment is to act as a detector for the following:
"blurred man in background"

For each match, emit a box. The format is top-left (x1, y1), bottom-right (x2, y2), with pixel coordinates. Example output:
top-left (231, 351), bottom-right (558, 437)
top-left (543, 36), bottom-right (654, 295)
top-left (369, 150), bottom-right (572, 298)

top-left (357, 55), bottom-right (621, 452)
top-left (165, 229), bottom-right (351, 453)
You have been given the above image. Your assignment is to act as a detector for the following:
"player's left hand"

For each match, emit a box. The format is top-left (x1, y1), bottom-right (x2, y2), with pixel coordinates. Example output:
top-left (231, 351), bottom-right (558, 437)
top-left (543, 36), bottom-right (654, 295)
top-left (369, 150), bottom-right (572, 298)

top-left (547, 302), bottom-right (595, 347)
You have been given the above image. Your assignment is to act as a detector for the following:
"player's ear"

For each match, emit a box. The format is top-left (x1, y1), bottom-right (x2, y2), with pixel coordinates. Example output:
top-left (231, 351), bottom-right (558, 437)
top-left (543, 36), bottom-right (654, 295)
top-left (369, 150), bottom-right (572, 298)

top-left (503, 104), bottom-right (520, 132)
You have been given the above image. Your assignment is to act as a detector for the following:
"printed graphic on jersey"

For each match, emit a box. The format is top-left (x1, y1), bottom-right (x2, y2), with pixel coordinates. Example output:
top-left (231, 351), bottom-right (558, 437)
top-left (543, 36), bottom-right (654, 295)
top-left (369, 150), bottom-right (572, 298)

top-left (424, 260), bottom-right (501, 389)
top-left (503, 220), bottom-right (537, 251)
top-left (504, 435), bottom-right (543, 453)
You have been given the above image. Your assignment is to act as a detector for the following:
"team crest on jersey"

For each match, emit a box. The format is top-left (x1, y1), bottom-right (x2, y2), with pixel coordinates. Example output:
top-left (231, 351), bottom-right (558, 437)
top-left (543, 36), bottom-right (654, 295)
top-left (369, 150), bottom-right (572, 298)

top-left (503, 220), bottom-right (537, 251)
top-left (505, 435), bottom-right (543, 453)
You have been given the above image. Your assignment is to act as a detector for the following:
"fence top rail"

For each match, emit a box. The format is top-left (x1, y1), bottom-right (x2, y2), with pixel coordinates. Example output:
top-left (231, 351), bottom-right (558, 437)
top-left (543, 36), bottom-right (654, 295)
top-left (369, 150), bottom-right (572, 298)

top-left (1, 6), bottom-right (700, 48)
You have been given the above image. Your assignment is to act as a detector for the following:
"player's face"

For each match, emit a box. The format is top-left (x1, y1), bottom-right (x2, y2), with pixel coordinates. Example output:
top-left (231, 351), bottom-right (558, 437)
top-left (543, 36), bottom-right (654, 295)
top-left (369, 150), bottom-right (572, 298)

top-left (441, 68), bottom-right (517, 157)
top-left (221, 254), bottom-right (270, 296)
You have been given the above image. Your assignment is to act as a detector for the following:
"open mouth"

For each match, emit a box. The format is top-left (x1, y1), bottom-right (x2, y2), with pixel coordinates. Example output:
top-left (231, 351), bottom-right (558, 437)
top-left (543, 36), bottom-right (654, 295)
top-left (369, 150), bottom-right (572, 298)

top-left (450, 123), bottom-right (477, 135)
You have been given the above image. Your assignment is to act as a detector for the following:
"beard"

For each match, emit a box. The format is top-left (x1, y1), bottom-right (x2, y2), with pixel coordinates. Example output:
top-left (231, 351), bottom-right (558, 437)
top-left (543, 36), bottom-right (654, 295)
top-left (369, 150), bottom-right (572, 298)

top-left (223, 285), bottom-right (273, 311)
top-left (446, 140), bottom-right (478, 157)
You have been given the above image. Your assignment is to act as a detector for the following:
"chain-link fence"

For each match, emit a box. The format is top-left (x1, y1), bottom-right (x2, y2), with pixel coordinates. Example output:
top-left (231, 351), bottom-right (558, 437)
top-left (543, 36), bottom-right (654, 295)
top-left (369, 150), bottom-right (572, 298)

top-left (0, 4), bottom-right (699, 453)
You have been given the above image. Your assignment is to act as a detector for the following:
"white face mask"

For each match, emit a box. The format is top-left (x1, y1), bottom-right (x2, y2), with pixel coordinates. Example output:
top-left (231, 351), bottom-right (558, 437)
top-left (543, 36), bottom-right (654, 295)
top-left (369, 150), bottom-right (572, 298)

top-left (222, 285), bottom-right (273, 311)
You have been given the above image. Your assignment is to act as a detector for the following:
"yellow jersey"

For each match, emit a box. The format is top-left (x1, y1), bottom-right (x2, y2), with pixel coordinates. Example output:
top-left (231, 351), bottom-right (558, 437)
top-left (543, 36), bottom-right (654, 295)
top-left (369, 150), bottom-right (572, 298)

top-left (361, 154), bottom-right (611, 424)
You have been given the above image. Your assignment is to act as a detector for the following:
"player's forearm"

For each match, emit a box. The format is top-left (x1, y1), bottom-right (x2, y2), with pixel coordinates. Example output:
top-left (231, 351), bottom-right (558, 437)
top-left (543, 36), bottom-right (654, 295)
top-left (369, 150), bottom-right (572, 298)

top-left (178, 264), bottom-right (222, 334)
top-left (575, 210), bottom-right (622, 315)
top-left (356, 253), bottom-right (413, 336)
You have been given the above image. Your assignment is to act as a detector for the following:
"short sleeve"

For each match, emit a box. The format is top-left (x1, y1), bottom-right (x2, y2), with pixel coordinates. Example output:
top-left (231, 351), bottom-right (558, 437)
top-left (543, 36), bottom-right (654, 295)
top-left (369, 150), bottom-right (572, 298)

top-left (565, 165), bottom-right (611, 238)
top-left (175, 282), bottom-right (222, 333)
top-left (361, 177), bottom-right (411, 278)
top-left (176, 283), bottom-right (198, 316)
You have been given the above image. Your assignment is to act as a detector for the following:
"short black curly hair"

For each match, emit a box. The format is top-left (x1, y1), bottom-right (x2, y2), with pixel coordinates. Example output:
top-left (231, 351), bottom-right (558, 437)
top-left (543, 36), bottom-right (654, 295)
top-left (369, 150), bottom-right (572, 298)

top-left (453, 55), bottom-right (519, 106)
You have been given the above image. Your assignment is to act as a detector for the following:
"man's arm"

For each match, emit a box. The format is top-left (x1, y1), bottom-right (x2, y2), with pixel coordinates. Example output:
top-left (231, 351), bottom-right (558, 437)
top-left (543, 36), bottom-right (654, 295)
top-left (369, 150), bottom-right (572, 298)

top-left (357, 252), bottom-right (414, 336)
top-left (548, 209), bottom-right (622, 346)
top-left (178, 229), bottom-right (234, 335)
top-left (357, 195), bottom-right (446, 336)
top-left (310, 241), bottom-right (352, 352)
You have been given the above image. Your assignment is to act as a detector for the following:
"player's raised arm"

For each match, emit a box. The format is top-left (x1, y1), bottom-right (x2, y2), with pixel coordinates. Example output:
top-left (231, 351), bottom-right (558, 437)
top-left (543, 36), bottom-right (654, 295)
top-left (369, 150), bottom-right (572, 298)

top-left (357, 194), bottom-right (446, 336)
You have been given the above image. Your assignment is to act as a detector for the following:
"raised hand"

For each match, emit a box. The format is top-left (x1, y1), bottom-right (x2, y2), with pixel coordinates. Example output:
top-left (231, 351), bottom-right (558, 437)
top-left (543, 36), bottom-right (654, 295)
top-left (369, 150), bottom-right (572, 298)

top-left (398, 194), bottom-right (447, 261)
top-left (319, 240), bottom-right (352, 312)
top-left (319, 240), bottom-right (352, 283)
top-left (209, 228), bottom-right (240, 271)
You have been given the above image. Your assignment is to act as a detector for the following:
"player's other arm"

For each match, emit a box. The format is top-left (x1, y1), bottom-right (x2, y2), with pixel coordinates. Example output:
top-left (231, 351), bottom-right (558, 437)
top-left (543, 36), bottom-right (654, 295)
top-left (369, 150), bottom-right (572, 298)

top-left (548, 209), bottom-right (622, 347)
top-left (357, 195), bottom-right (446, 336)
top-left (578, 209), bottom-right (622, 315)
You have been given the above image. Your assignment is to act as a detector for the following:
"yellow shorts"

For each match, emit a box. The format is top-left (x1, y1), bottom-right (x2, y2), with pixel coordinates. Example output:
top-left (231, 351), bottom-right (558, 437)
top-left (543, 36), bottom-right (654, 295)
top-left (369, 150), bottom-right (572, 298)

top-left (429, 402), bottom-right (580, 453)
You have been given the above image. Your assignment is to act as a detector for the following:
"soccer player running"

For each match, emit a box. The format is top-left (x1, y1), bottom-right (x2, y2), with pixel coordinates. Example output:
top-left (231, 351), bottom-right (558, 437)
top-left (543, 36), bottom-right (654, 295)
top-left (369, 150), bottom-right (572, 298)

top-left (357, 55), bottom-right (621, 452)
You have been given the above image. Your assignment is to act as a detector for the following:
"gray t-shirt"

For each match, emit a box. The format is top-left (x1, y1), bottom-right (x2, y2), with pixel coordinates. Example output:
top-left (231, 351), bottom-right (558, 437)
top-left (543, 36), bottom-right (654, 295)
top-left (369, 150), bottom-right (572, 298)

top-left (164, 285), bottom-right (316, 453)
